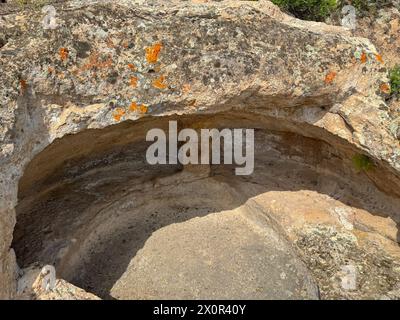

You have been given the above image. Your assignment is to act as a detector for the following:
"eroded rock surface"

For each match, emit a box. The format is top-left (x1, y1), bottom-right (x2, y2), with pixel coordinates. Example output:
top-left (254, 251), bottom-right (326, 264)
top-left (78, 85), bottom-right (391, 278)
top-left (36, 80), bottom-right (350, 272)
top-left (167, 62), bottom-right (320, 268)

top-left (0, 0), bottom-right (400, 299)
top-left (110, 205), bottom-right (319, 300)
top-left (354, 7), bottom-right (400, 141)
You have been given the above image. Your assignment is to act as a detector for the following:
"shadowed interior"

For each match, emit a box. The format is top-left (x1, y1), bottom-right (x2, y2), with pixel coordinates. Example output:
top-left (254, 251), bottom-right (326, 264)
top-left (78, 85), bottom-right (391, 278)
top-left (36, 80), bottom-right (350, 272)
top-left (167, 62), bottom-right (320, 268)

top-left (12, 111), bottom-right (400, 299)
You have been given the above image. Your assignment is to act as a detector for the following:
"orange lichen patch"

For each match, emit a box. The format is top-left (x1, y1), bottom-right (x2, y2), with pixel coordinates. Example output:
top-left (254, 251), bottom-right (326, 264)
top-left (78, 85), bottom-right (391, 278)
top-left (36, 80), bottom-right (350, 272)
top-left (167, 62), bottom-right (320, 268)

top-left (129, 101), bottom-right (138, 112)
top-left (19, 79), bottom-right (27, 93)
top-left (113, 113), bottom-right (122, 122)
top-left (98, 55), bottom-right (113, 68)
top-left (130, 76), bottom-right (138, 88)
top-left (139, 104), bottom-right (148, 114)
top-left (324, 71), bottom-right (337, 84)
top-left (145, 43), bottom-right (162, 64)
top-left (47, 67), bottom-right (55, 74)
top-left (59, 47), bottom-right (68, 61)
top-left (182, 83), bottom-right (191, 93)
top-left (152, 75), bottom-right (167, 89)
top-left (81, 53), bottom-right (113, 72)
top-left (127, 63), bottom-right (136, 71)
top-left (113, 108), bottom-right (126, 121)
top-left (380, 83), bottom-right (391, 94)
top-left (375, 54), bottom-right (384, 63)
top-left (360, 52), bottom-right (367, 63)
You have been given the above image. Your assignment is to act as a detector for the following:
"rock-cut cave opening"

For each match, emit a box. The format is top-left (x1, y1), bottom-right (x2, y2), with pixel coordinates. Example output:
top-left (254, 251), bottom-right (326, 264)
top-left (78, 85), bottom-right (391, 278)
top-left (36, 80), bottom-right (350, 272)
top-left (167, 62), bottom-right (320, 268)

top-left (12, 111), bottom-right (400, 299)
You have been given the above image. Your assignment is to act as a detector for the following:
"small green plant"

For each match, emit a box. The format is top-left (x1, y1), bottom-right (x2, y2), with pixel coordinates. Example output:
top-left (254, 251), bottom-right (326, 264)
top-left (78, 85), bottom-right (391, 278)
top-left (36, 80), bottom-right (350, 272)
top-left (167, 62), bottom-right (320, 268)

top-left (352, 154), bottom-right (374, 172)
top-left (350, 0), bottom-right (393, 16)
top-left (271, 0), bottom-right (338, 21)
top-left (389, 65), bottom-right (400, 98)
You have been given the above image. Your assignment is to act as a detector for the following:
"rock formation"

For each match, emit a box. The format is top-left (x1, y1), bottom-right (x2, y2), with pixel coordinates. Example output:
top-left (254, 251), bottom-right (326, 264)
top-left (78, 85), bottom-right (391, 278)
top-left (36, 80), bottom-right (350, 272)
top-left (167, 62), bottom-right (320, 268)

top-left (0, 0), bottom-right (399, 299)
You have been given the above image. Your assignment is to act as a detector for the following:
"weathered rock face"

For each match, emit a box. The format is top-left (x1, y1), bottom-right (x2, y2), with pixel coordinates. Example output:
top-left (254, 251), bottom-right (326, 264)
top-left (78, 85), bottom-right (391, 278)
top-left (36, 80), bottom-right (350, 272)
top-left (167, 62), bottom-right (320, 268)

top-left (354, 7), bottom-right (400, 140)
top-left (0, 0), bottom-right (400, 299)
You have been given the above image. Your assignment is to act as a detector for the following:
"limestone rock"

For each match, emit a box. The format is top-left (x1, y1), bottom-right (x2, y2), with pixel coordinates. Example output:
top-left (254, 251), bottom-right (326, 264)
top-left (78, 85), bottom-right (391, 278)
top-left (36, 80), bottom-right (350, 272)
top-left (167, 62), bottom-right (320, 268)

top-left (110, 206), bottom-right (319, 300)
top-left (0, 0), bottom-right (400, 299)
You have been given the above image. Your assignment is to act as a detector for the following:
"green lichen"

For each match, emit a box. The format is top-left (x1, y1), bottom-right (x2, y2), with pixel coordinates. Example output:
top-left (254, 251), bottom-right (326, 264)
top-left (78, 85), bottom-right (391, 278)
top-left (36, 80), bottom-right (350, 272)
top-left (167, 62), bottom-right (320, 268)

top-left (352, 154), bottom-right (374, 172)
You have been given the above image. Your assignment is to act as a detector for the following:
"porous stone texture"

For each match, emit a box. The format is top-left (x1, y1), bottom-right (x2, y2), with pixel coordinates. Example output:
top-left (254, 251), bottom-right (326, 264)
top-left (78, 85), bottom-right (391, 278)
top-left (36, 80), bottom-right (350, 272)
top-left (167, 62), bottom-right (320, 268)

top-left (0, 0), bottom-right (400, 299)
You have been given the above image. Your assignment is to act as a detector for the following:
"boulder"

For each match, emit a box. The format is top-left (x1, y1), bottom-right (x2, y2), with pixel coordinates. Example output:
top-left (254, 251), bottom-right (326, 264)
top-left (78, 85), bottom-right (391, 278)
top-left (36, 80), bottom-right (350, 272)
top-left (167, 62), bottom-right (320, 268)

top-left (0, 0), bottom-right (399, 299)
